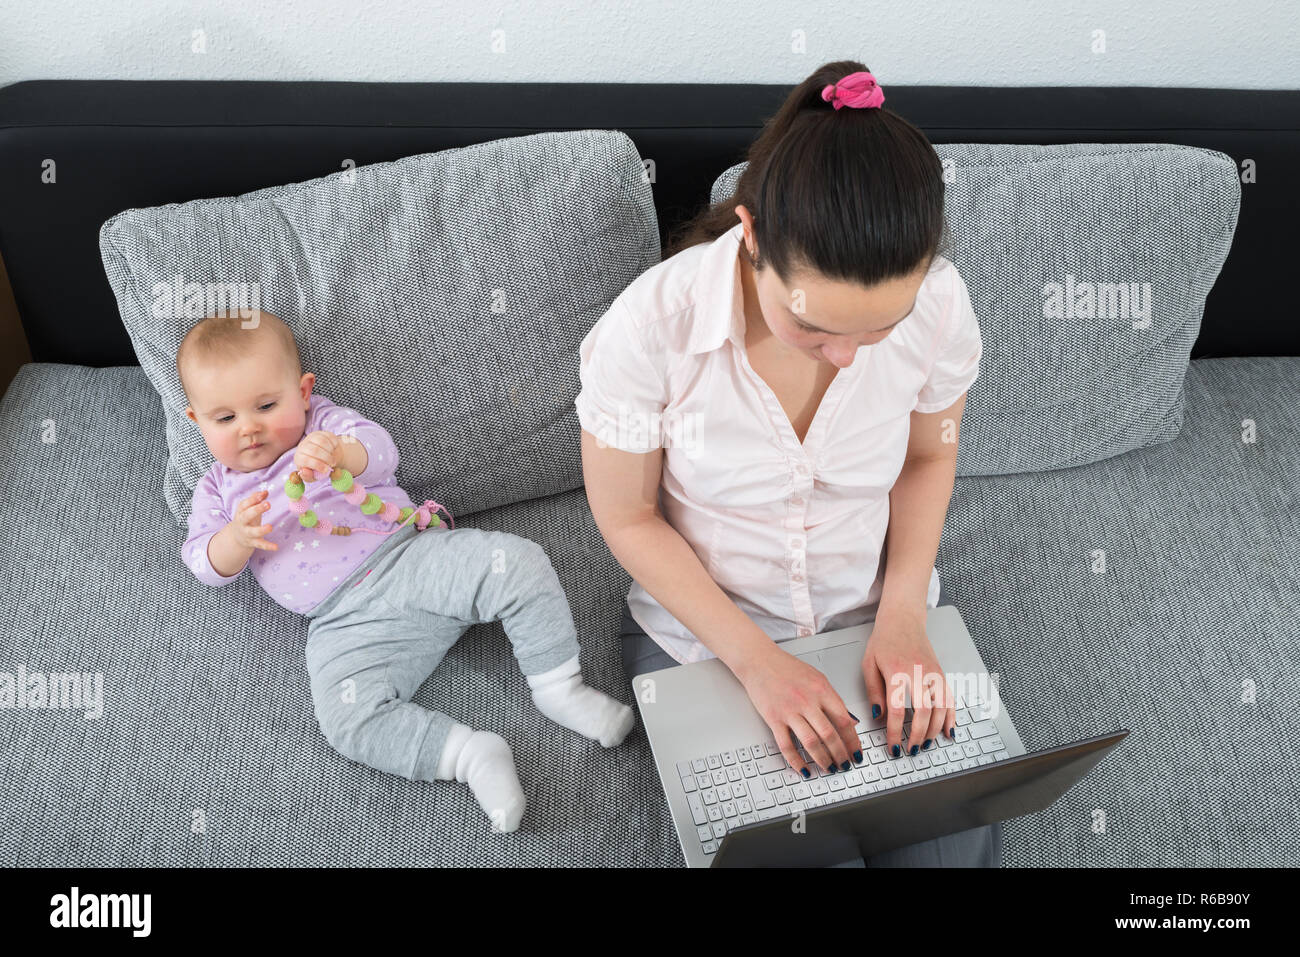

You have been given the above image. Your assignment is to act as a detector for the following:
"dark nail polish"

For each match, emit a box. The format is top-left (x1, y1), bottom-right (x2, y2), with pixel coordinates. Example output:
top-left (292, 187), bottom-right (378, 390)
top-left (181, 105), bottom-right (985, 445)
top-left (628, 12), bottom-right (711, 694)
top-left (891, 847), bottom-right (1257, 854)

top-left (909, 744), bottom-right (919, 756)
top-left (853, 750), bottom-right (863, 763)
top-left (848, 711), bottom-right (859, 722)
top-left (923, 739), bottom-right (932, 749)
top-left (949, 727), bottom-right (958, 739)
top-left (891, 745), bottom-right (900, 757)
top-left (801, 767), bottom-right (810, 778)
top-left (872, 705), bottom-right (881, 719)
top-left (826, 764), bottom-right (837, 774)
top-left (840, 761), bottom-right (851, 772)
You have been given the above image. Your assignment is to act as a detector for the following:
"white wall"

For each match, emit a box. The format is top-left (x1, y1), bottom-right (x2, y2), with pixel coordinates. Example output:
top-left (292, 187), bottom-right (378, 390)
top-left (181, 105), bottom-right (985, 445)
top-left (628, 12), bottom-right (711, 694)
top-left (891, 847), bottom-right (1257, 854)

top-left (1, 0), bottom-right (1295, 88)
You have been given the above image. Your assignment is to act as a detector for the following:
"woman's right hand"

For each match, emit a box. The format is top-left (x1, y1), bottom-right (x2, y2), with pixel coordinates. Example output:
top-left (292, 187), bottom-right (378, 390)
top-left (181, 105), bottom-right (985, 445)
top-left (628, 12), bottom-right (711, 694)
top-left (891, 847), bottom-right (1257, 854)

top-left (738, 642), bottom-right (863, 778)
top-left (229, 489), bottom-right (279, 552)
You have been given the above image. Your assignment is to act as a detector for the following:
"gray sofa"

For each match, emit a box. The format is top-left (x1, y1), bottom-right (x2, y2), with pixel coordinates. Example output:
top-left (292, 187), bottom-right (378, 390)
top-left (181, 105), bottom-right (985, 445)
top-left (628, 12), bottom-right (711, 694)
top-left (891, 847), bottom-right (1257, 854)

top-left (1, 81), bottom-right (1297, 868)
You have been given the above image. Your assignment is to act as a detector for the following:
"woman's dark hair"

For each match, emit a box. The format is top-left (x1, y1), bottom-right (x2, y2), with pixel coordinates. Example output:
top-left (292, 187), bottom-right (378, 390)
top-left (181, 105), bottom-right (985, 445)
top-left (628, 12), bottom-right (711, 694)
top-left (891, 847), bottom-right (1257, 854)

top-left (664, 59), bottom-right (949, 289)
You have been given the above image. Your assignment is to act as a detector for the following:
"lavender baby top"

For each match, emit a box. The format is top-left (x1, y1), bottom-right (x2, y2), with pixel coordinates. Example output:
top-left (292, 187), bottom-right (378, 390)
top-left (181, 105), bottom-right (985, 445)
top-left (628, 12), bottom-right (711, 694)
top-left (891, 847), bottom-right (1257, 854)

top-left (182, 394), bottom-right (416, 615)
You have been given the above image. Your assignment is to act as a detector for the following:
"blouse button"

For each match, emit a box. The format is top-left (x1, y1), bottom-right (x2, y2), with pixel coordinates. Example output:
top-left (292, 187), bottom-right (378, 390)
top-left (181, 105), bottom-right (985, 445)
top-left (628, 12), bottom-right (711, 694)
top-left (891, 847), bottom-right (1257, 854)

top-left (793, 573), bottom-right (804, 584)
top-left (798, 626), bottom-right (813, 637)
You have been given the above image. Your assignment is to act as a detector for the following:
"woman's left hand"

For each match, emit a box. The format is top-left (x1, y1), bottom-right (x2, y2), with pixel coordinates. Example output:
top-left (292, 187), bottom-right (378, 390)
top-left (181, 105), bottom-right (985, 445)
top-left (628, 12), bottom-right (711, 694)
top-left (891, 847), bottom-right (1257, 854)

top-left (861, 607), bottom-right (956, 757)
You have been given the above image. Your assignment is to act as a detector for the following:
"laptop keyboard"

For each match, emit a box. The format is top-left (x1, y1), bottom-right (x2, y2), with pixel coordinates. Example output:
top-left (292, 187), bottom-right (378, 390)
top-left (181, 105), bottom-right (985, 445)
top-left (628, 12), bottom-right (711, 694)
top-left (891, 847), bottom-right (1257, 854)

top-left (675, 690), bottom-right (1010, 857)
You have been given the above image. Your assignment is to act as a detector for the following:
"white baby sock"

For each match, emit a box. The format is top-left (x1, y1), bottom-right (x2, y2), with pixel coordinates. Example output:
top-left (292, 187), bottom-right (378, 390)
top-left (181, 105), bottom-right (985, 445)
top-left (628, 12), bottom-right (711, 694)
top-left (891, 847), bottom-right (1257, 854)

top-left (526, 653), bottom-right (635, 747)
top-left (435, 722), bottom-right (526, 833)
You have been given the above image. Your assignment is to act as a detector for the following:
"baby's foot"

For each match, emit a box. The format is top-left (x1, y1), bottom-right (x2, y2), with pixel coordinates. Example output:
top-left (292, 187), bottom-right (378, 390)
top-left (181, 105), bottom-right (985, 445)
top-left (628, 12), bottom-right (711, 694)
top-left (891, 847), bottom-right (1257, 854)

top-left (527, 654), bottom-right (635, 747)
top-left (437, 726), bottom-right (526, 832)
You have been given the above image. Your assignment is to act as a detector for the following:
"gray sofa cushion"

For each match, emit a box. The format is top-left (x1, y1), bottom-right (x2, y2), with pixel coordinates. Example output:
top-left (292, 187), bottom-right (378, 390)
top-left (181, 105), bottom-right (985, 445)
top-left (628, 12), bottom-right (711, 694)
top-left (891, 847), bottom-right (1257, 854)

top-left (938, 355), bottom-right (1300, 866)
top-left (3, 356), bottom-right (1296, 866)
top-left (99, 130), bottom-right (660, 526)
top-left (711, 143), bottom-right (1240, 477)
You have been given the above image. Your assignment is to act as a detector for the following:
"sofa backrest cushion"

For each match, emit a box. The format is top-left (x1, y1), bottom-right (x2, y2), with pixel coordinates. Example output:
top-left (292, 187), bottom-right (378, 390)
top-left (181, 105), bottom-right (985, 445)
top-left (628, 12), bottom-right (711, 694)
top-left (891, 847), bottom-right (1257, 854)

top-left (711, 143), bottom-right (1241, 476)
top-left (101, 130), bottom-right (660, 525)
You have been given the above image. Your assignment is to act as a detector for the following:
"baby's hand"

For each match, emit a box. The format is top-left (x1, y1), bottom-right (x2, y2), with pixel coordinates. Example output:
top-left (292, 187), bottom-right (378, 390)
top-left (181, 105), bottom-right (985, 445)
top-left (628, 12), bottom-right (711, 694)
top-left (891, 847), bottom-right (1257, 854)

top-left (295, 430), bottom-right (343, 482)
top-left (230, 489), bottom-right (278, 552)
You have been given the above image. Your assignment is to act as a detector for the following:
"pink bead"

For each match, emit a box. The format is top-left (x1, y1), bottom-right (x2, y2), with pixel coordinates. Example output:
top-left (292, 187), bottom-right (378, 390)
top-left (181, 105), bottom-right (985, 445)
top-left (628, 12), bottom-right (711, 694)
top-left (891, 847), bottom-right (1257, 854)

top-left (315, 520), bottom-right (333, 536)
top-left (289, 498), bottom-right (309, 514)
top-left (380, 503), bottom-right (401, 522)
top-left (345, 486), bottom-right (367, 505)
top-left (415, 507), bottom-right (430, 530)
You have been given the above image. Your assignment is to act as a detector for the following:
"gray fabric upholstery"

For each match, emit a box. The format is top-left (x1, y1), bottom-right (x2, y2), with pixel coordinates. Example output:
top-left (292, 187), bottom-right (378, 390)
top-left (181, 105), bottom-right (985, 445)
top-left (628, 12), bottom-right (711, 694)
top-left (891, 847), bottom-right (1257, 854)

top-left (99, 130), bottom-right (660, 527)
top-left (711, 143), bottom-right (1240, 477)
top-left (2, 356), bottom-right (1295, 866)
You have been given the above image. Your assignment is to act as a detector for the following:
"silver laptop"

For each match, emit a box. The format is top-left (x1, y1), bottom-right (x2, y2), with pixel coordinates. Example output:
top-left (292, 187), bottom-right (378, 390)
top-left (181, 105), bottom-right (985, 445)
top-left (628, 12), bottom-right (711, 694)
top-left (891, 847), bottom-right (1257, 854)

top-left (632, 604), bottom-right (1128, 867)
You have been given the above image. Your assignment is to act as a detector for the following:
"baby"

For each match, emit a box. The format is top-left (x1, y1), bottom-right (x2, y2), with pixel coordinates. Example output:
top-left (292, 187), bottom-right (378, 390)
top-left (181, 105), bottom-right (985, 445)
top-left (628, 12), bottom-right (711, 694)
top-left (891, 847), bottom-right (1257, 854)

top-left (178, 308), bottom-right (633, 832)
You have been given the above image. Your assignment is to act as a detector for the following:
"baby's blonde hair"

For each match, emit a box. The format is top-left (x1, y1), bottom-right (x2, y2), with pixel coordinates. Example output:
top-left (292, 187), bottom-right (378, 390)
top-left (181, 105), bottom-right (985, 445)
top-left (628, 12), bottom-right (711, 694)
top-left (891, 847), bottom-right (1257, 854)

top-left (177, 308), bottom-right (302, 400)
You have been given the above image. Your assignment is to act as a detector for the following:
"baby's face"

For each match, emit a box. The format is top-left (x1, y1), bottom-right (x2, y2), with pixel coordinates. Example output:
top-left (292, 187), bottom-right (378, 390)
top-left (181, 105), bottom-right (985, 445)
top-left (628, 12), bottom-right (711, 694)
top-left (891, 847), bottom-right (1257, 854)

top-left (184, 344), bottom-right (315, 473)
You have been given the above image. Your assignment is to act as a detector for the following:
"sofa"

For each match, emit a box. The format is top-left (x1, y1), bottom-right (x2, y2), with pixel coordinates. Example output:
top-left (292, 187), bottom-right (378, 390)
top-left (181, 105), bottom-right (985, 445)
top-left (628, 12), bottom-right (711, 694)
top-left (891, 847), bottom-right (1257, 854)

top-left (0, 80), bottom-right (1296, 867)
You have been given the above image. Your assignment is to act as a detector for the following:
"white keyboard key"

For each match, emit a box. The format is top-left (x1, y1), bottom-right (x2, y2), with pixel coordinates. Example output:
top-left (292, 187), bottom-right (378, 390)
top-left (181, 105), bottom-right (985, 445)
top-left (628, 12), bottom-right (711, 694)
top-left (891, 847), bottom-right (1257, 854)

top-left (682, 776), bottom-right (697, 793)
top-left (737, 746), bottom-right (752, 762)
top-left (707, 754), bottom-right (722, 769)
top-left (726, 766), bottom-right (742, 782)
top-left (702, 841), bottom-right (717, 855)
top-left (980, 736), bottom-right (1005, 754)
top-left (721, 750), bottom-right (736, 765)
top-left (969, 720), bottom-right (998, 740)
top-left (688, 793), bottom-right (707, 825)
top-left (756, 754), bottom-right (786, 775)
top-left (993, 750), bottom-right (1010, 761)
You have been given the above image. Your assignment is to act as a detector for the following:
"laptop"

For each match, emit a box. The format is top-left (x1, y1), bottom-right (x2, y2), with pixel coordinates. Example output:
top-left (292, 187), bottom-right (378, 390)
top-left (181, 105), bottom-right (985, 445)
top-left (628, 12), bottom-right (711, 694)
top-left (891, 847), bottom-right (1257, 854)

top-left (631, 604), bottom-right (1128, 867)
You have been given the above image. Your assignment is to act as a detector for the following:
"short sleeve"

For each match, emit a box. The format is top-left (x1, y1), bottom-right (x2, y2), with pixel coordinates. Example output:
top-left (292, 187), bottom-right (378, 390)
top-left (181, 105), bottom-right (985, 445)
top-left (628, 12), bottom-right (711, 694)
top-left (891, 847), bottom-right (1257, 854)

top-left (575, 297), bottom-right (668, 453)
top-left (914, 265), bottom-right (983, 414)
top-left (181, 468), bottom-right (244, 586)
top-left (313, 397), bottom-right (400, 487)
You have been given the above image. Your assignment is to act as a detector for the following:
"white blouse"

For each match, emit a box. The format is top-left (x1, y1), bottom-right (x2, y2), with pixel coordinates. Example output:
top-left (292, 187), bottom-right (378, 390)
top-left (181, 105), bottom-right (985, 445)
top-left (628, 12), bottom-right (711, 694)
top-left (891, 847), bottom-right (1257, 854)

top-left (576, 222), bottom-right (982, 664)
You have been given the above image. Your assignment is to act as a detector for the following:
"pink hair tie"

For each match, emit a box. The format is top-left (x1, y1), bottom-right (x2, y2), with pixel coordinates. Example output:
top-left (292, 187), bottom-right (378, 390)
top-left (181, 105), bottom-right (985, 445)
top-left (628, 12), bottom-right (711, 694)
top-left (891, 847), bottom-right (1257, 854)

top-left (821, 70), bottom-right (885, 110)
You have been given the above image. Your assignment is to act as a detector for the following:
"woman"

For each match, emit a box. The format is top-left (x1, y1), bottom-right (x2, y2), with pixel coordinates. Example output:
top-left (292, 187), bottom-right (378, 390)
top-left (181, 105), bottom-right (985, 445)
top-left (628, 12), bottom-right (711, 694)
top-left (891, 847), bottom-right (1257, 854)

top-left (576, 61), bottom-right (998, 866)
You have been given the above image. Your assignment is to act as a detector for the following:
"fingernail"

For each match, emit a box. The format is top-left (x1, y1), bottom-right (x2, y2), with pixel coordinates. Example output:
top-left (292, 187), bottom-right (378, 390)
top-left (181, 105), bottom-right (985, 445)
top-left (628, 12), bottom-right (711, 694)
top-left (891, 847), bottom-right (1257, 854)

top-left (848, 711), bottom-right (858, 722)
top-left (801, 767), bottom-right (810, 779)
top-left (853, 750), bottom-right (862, 763)
top-left (891, 745), bottom-right (900, 758)
top-left (826, 764), bottom-right (837, 774)
top-left (909, 744), bottom-right (918, 756)
top-left (872, 705), bottom-right (881, 719)
top-left (923, 739), bottom-right (932, 750)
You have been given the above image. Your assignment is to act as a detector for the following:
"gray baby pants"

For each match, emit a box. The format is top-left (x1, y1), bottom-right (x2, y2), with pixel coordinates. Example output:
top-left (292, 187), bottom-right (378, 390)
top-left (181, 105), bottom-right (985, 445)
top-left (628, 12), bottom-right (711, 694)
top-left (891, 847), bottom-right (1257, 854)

top-left (305, 522), bottom-right (580, 782)
top-left (618, 585), bottom-right (1004, 868)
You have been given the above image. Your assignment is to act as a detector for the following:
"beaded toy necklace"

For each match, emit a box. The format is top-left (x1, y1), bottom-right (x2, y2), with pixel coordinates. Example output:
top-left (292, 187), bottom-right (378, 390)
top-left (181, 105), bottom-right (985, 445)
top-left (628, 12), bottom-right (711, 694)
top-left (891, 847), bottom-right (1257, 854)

top-left (284, 467), bottom-right (455, 536)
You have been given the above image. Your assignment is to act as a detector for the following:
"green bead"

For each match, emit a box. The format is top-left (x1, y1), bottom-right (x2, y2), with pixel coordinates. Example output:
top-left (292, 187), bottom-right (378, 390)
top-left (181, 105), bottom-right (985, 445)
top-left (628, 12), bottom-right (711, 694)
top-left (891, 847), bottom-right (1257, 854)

top-left (430, 515), bottom-right (442, 527)
top-left (331, 468), bottom-right (354, 493)
top-left (360, 493), bottom-right (383, 515)
top-left (285, 479), bottom-right (304, 500)
top-left (299, 510), bottom-right (318, 528)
